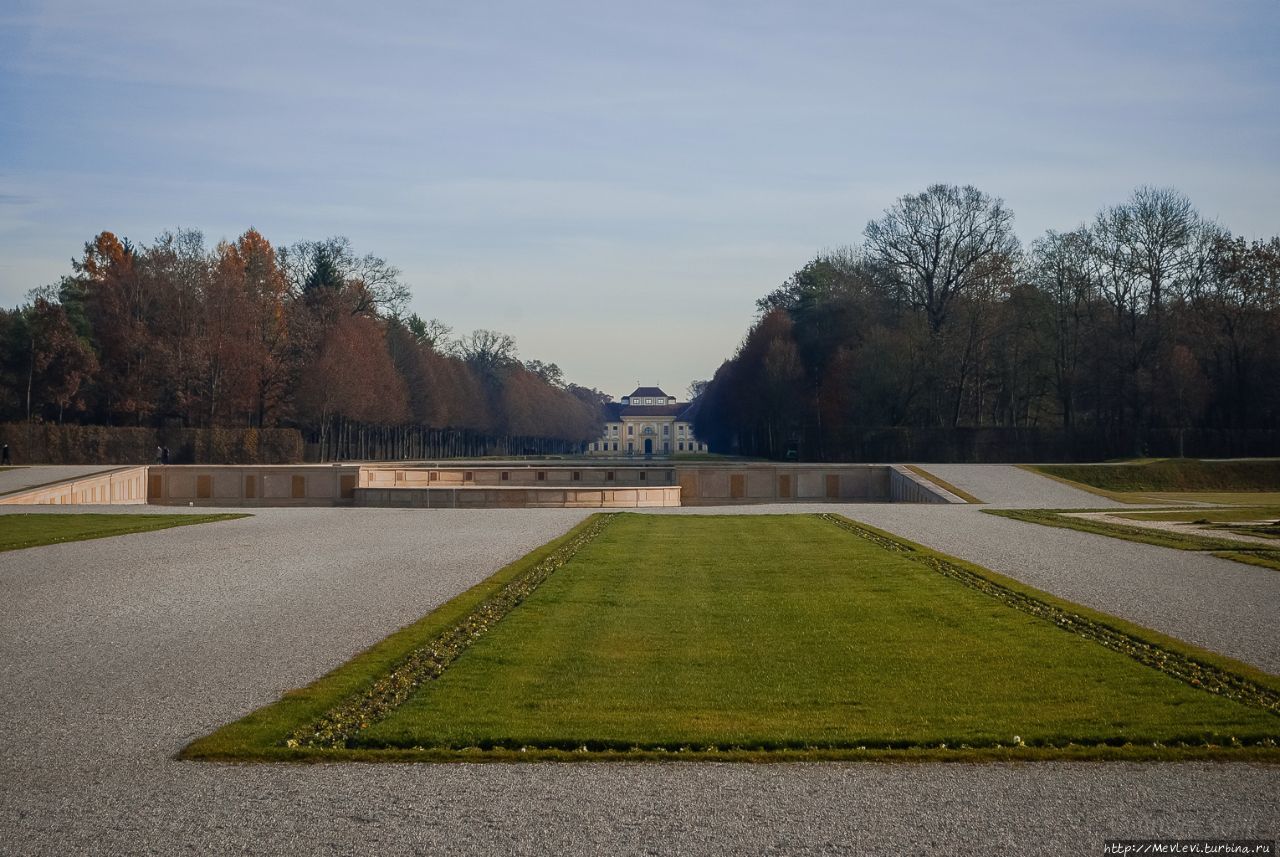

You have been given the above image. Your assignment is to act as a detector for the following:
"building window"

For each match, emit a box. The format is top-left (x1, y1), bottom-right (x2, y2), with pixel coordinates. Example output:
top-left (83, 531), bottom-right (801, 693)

top-left (627, 442), bottom-right (634, 452)
top-left (537, 471), bottom-right (546, 481)
top-left (606, 471), bottom-right (615, 481)
top-left (573, 471), bottom-right (581, 481)
top-left (639, 472), bottom-right (646, 480)
top-left (627, 425), bottom-right (634, 435)
top-left (662, 424), bottom-right (669, 435)
top-left (612, 442), bottom-right (618, 451)
top-left (464, 471), bottom-right (473, 481)
top-left (501, 471), bottom-right (509, 481)
top-left (678, 442), bottom-right (684, 451)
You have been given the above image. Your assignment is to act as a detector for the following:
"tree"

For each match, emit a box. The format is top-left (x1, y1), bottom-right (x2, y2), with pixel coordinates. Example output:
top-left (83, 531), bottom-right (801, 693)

top-left (23, 296), bottom-right (98, 423)
top-left (523, 359), bottom-right (565, 388)
top-left (452, 329), bottom-right (518, 379)
top-left (281, 237), bottom-right (410, 317)
top-left (1028, 229), bottom-right (1096, 428)
top-left (863, 184), bottom-right (1019, 333)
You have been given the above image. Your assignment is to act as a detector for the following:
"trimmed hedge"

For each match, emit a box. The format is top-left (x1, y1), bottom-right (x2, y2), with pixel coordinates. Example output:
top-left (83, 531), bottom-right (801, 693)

top-left (0, 423), bottom-right (303, 464)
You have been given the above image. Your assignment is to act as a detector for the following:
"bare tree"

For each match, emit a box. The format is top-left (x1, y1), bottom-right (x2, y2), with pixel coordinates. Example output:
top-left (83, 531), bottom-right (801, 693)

top-left (1093, 186), bottom-right (1207, 315)
top-left (451, 329), bottom-right (518, 379)
top-left (863, 184), bottom-right (1019, 333)
top-left (523, 359), bottom-right (565, 387)
top-left (1028, 228), bottom-right (1096, 427)
top-left (279, 237), bottom-right (410, 316)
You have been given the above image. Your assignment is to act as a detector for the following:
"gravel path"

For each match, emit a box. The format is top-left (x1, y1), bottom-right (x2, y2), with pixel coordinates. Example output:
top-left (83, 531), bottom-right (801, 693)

top-left (1, 469), bottom-right (1277, 854)
top-left (911, 463), bottom-right (1120, 507)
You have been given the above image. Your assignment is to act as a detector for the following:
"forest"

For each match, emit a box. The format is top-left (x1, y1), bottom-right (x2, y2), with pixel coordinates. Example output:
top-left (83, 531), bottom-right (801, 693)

top-left (694, 185), bottom-right (1280, 461)
top-left (0, 229), bottom-right (605, 459)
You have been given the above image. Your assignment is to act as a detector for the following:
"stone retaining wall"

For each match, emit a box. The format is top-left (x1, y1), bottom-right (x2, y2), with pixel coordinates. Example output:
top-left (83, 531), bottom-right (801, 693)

top-left (354, 486), bottom-right (681, 509)
top-left (0, 467), bottom-right (148, 505)
top-left (1, 462), bottom-right (963, 507)
top-left (146, 465), bottom-right (362, 507)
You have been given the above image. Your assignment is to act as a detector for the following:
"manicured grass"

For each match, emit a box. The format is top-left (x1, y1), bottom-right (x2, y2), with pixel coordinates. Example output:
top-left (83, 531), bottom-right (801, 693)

top-left (1116, 506), bottom-right (1280, 541)
top-left (1137, 491), bottom-right (1280, 507)
top-left (1032, 459), bottom-right (1280, 494)
top-left (985, 509), bottom-right (1280, 572)
top-left (0, 512), bottom-right (248, 553)
top-left (905, 465), bottom-right (983, 503)
top-left (1115, 507), bottom-right (1280, 524)
top-left (188, 513), bottom-right (1280, 762)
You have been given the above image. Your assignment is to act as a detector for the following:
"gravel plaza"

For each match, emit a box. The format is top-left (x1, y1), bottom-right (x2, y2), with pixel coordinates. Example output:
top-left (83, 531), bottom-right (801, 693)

top-left (1, 465), bottom-right (1277, 854)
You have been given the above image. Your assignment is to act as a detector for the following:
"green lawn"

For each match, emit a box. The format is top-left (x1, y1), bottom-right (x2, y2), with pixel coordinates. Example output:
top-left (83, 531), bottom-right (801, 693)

top-left (187, 513), bottom-right (1280, 762)
top-left (1116, 507), bottom-right (1280, 524)
top-left (1032, 459), bottom-right (1280, 495)
top-left (0, 512), bottom-right (247, 552)
top-left (986, 509), bottom-right (1280, 572)
top-left (1116, 507), bottom-right (1280, 540)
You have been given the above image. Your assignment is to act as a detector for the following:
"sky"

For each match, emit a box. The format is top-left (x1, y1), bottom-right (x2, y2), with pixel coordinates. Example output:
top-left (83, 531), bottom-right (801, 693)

top-left (2, 0), bottom-right (1278, 398)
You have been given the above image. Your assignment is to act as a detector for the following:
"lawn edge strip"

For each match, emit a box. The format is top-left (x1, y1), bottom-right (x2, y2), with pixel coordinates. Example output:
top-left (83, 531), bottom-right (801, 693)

top-left (984, 508), bottom-right (1280, 561)
top-left (904, 465), bottom-right (983, 504)
top-left (0, 512), bottom-right (250, 552)
top-left (290, 512), bottom-right (614, 749)
top-left (1215, 552), bottom-right (1280, 573)
top-left (820, 513), bottom-right (1280, 715)
top-left (198, 743), bottom-right (1280, 764)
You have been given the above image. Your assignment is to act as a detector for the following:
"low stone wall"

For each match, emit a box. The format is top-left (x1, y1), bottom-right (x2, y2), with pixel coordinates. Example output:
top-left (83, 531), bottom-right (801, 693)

top-left (888, 465), bottom-right (966, 504)
top-left (147, 465), bottom-right (362, 507)
top-left (358, 462), bottom-right (963, 504)
top-left (675, 464), bottom-right (892, 504)
top-left (354, 486), bottom-right (681, 509)
top-left (361, 464), bottom-right (678, 490)
top-left (0, 467), bottom-right (148, 505)
top-left (0, 462), bottom-right (962, 508)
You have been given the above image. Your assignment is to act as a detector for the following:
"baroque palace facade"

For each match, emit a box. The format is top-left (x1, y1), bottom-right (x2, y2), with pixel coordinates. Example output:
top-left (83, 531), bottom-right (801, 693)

top-left (587, 387), bottom-right (706, 456)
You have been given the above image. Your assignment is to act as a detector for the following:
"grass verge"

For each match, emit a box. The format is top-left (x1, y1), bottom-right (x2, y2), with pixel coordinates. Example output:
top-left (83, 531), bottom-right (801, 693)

top-left (0, 512), bottom-right (248, 552)
top-left (984, 509), bottom-right (1280, 572)
top-left (904, 465), bottom-right (983, 503)
top-left (1030, 459), bottom-right (1280, 494)
top-left (187, 513), bottom-right (1280, 763)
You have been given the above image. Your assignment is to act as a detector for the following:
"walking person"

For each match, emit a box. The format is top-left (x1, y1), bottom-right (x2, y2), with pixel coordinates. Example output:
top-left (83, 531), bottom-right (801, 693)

top-left (1, 443), bottom-right (10, 465)
top-left (161, 446), bottom-right (170, 465)
top-left (156, 445), bottom-right (164, 464)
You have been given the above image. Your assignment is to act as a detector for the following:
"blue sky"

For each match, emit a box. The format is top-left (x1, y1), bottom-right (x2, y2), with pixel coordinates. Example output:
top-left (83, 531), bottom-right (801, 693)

top-left (2, 0), bottom-right (1278, 396)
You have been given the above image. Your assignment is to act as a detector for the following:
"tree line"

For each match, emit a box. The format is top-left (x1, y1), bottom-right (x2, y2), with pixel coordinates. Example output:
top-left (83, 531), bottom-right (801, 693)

top-left (0, 229), bottom-right (606, 458)
top-left (694, 185), bottom-right (1280, 460)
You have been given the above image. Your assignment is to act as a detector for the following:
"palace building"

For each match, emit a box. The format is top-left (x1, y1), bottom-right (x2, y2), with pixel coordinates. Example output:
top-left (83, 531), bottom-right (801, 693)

top-left (588, 386), bottom-right (706, 456)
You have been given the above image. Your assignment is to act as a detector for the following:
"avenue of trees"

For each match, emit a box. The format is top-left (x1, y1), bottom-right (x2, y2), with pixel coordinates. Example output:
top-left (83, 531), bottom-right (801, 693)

top-left (695, 185), bottom-right (1280, 460)
top-left (0, 229), bottom-right (604, 459)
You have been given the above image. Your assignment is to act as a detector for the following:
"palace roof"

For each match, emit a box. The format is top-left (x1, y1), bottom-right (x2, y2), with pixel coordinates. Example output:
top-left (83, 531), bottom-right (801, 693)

top-left (627, 386), bottom-right (670, 399)
top-left (604, 401), bottom-right (696, 420)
